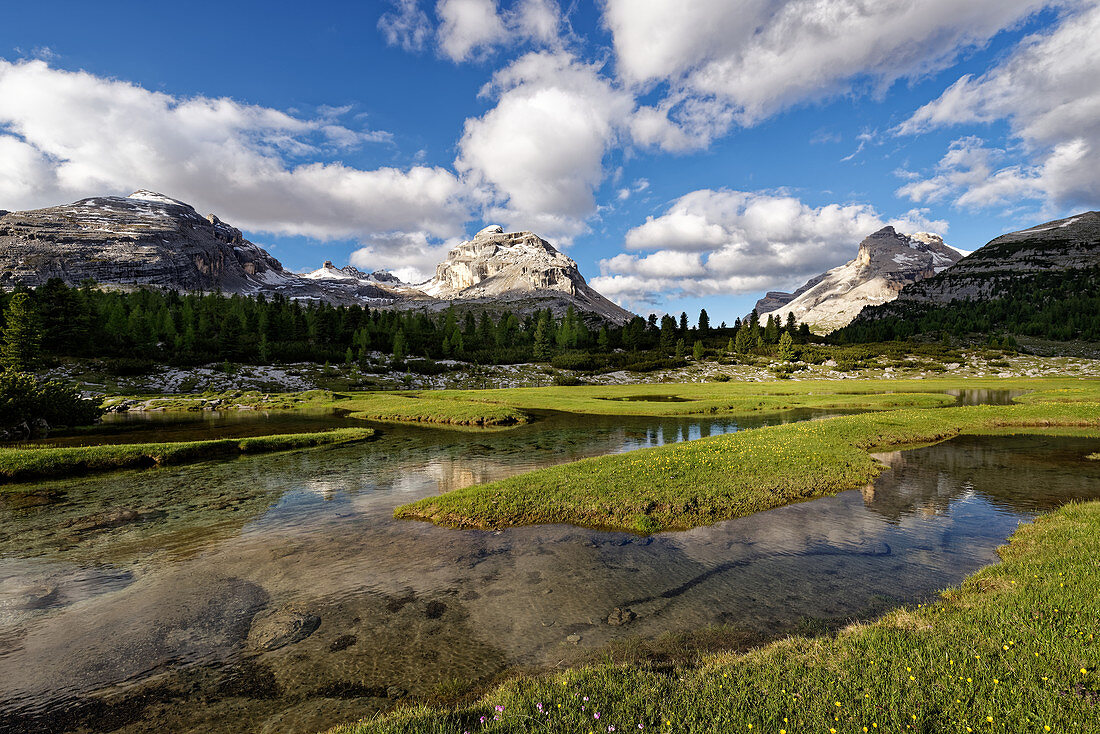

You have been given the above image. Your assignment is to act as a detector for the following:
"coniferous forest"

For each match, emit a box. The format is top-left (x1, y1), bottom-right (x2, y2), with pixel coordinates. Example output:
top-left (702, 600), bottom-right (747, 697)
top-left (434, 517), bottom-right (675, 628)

top-left (834, 268), bottom-right (1100, 344)
top-left (1, 279), bottom-right (817, 373)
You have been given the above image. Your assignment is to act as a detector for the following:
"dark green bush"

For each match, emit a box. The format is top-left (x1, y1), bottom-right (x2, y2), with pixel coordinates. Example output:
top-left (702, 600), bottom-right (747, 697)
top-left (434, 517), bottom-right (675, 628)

top-left (404, 359), bottom-right (448, 375)
top-left (621, 357), bottom-right (687, 373)
top-left (0, 371), bottom-right (103, 429)
top-left (550, 351), bottom-right (609, 371)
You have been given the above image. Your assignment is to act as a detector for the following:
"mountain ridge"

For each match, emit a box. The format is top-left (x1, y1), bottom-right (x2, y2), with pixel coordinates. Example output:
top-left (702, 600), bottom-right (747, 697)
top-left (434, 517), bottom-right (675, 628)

top-left (0, 192), bottom-right (633, 324)
top-left (756, 225), bottom-right (962, 332)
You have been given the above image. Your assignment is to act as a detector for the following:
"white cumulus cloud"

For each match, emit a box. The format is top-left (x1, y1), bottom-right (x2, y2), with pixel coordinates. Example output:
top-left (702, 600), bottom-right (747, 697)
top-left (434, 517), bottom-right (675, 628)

top-left (591, 189), bottom-right (948, 306)
top-left (603, 0), bottom-right (1065, 149)
top-left (896, 3), bottom-right (1100, 212)
top-left (0, 59), bottom-right (470, 253)
top-left (455, 51), bottom-right (634, 240)
top-left (434, 0), bottom-right (563, 62)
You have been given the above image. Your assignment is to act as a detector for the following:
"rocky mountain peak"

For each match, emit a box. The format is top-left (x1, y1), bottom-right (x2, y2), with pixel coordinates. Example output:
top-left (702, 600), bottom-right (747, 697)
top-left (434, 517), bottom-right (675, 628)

top-left (861, 210), bottom-right (1100, 309)
top-left (756, 226), bottom-right (961, 332)
top-left (424, 228), bottom-right (581, 297)
top-left (128, 190), bottom-right (193, 208)
top-left (0, 191), bottom-right (291, 293)
top-left (0, 193), bottom-right (635, 324)
top-left (418, 226), bottom-right (632, 323)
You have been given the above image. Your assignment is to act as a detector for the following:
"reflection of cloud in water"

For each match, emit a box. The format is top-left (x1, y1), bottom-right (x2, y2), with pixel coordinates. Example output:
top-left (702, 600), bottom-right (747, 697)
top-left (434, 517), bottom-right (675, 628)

top-left (2, 426), bottom-right (1099, 734)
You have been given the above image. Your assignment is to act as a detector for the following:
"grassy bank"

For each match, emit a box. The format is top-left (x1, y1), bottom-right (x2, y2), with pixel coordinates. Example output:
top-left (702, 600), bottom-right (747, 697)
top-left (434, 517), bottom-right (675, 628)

top-left (101, 389), bottom-right (337, 412)
top-left (409, 380), bottom-right (964, 418)
top-left (336, 377), bottom-right (1095, 426)
top-left (0, 427), bottom-right (375, 484)
top-left (339, 500), bottom-right (1100, 733)
top-left (338, 393), bottom-right (531, 426)
top-left (102, 378), bottom-right (1098, 428)
top-left (395, 401), bottom-right (1100, 533)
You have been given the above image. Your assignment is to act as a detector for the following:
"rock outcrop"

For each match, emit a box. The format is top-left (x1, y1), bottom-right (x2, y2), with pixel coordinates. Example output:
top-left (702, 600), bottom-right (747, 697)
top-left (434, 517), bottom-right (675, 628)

top-left (0, 191), bottom-right (295, 293)
top-left (0, 194), bottom-right (633, 323)
top-left (757, 226), bottom-right (962, 332)
top-left (865, 211), bottom-right (1100, 307)
top-left (418, 225), bottom-right (633, 324)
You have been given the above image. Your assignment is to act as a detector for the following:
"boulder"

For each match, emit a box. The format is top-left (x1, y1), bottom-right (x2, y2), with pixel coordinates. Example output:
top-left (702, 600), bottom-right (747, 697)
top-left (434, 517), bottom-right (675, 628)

top-left (247, 606), bottom-right (322, 651)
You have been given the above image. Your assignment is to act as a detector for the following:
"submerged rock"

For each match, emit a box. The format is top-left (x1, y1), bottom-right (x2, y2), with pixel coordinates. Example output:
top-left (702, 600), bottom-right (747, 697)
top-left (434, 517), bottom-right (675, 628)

top-left (247, 606), bottom-right (322, 651)
top-left (606, 607), bottom-right (637, 626)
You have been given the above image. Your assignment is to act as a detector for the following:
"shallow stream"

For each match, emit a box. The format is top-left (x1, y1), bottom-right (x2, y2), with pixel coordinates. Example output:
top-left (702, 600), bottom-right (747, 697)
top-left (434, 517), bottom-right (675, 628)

top-left (0, 390), bottom-right (1096, 733)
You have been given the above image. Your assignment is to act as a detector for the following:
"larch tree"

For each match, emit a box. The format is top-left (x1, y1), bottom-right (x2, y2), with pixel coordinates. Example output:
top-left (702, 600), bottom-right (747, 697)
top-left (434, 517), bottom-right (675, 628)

top-left (1, 292), bottom-right (41, 372)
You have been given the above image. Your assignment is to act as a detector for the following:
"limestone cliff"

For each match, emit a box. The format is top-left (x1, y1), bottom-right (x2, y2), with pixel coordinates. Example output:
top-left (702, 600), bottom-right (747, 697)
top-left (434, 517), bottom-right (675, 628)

top-left (867, 211), bottom-right (1100, 307)
top-left (0, 195), bottom-right (633, 323)
top-left (757, 226), bottom-right (962, 332)
top-left (417, 225), bottom-right (634, 323)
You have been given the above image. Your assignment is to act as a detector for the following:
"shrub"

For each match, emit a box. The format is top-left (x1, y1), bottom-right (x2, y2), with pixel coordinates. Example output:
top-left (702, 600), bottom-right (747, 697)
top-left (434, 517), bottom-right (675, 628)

top-left (0, 371), bottom-right (102, 429)
top-left (621, 357), bottom-right (687, 373)
top-left (551, 352), bottom-right (607, 371)
top-left (552, 374), bottom-right (586, 386)
top-left (405, 359), bottom-right (448, 375)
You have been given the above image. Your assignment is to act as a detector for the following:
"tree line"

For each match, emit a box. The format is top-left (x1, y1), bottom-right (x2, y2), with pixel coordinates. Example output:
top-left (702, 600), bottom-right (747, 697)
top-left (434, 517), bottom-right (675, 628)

top-left (835, 268), bottom-right (1100, 344)
top-left (1, 280), bottom-right (814, 370)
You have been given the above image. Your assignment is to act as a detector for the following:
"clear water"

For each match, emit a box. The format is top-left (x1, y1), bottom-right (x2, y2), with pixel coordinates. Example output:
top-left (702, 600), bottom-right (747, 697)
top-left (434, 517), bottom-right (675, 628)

top-left (0, 393), bottom-right (1096, 733)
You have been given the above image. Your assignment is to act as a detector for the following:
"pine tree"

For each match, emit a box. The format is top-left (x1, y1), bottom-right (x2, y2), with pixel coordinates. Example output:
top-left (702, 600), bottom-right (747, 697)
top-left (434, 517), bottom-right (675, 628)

top-left (785, 312), bottom-right (797, 334)
top-left (675, 338), bottom-right (686, 359)
top-left (1, 292), bottom-right (41, 372)
top-left (597, 326), bottom-right (610, 351)
top-left (698, 309), bottom-right (710, 334)
top-left (734, 321), bottom-right (754, 353)
top-left (764, 314), bottom-right (780, 344)
top-left (392, 329), bottom-right (406, 362)
top-left (659, 314), bottom-right (677, 351)
top-left (778, 331), bottom-right (796, 362)
top-left (692, 341), bottom-right (704, 360)
top-left (533, 312), bottom-right (553, 360)
top-left (679, 312), bottom-right (688, 333)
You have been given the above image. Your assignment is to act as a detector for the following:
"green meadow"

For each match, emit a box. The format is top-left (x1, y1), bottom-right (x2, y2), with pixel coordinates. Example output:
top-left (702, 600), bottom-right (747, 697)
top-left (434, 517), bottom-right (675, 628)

top-left (395, 399), bottom-right (1100, 534)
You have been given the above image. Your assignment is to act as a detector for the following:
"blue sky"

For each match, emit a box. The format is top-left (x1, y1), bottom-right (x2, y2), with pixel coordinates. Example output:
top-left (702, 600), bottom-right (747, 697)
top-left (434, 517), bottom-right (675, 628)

top-left (1, 1), bottom-right (1097, 323)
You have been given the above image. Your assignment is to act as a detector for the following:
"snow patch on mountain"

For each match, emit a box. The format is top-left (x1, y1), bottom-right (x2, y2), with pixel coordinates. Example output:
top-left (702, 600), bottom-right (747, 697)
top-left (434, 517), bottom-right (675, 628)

top-left (757, 226), bottom-right (962, 332)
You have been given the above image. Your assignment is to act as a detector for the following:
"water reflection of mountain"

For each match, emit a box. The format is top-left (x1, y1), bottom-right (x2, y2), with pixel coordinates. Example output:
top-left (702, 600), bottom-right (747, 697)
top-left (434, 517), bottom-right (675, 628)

top-left (865, 434), bottom-right (1100, 522)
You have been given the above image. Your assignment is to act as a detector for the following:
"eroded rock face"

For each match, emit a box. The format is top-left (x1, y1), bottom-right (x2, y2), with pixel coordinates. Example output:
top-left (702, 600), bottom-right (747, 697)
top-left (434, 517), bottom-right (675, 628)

top-left (757, 226), bottom-right (962, 332)
top-left (420, 226), bottom-right (634, 324)
top-left (868, 211), bottom-right (1100, 307)
top-left (0, 191), bottom-right (292, 293)
top-left (0, 194), bottom-right (636, 323)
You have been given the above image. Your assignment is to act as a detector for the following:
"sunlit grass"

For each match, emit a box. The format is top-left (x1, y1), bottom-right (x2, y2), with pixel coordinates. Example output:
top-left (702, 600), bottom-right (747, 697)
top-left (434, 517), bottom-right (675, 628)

top-left (339, 392), bottom-right (531, 426)
top-left (395, 400), bottom-right (1100, 533)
